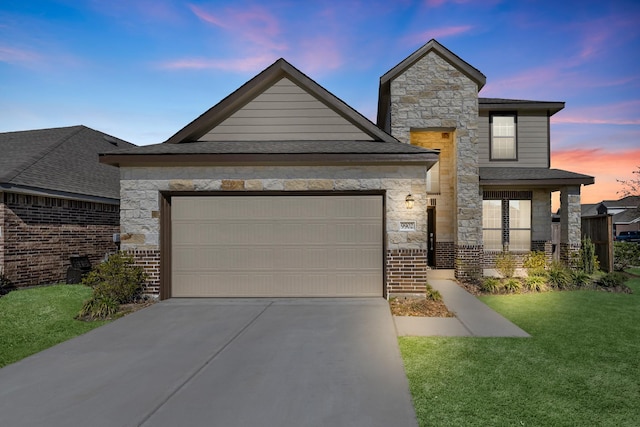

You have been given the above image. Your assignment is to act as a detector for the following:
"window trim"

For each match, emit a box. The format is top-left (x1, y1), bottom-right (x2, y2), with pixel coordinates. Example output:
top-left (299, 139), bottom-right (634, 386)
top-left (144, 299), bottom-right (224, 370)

top-left (489, 112), bottom-right (518, 161)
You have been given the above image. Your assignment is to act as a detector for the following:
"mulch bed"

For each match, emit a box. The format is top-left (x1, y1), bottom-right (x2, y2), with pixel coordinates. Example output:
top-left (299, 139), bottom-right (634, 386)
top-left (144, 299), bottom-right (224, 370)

top-left (389, 297), bottom-right (455, 317)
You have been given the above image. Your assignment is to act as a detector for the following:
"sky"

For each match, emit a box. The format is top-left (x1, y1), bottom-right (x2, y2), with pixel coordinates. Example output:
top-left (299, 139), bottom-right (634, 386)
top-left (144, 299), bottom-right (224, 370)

top-left (1, 0), bottom-right (639, 210)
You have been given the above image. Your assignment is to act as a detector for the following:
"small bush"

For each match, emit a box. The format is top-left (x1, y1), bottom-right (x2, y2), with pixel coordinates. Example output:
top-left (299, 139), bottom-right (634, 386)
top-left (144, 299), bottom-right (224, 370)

top-left (527, 267), bottom-right (548, 278)
top-left (82, 252), bottom-right (147, 304)
top-left (570, 270), bottom-right (592, 288)
top-left (77, 295), bottom-right (119, 320)
top-left (523, 251), bottom-right (547, 271)
top-left (481, 277), bottom-right (502, 293)
top-left (525, 275), bottom-right (547, 292)
top-left (503, 278), bottom-right (522, 294)
top-left (597, 272), bottom-right (627, 288)
top-left (548, 261), bottom-right (571, 289)
top-left (614, 242), bottom-right (640, 271)
top-left (495, 251), bottom-right (516, 278)
top-left (425, 283), bottom-right (442, 301)
top-left (0, 268), bottom-right (15, 296)
top-left (580, 236), bottom-right (599, 274)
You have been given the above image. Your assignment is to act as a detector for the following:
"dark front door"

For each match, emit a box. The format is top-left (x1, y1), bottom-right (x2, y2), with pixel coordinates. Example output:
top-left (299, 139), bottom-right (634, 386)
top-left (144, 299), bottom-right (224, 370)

top-left (427, 207), bottom-right (436, 267)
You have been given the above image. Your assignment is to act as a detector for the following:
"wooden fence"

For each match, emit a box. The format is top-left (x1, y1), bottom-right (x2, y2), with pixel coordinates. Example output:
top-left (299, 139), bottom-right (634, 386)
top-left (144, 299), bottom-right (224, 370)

top-left (581, 215), bottom-right (613, 272)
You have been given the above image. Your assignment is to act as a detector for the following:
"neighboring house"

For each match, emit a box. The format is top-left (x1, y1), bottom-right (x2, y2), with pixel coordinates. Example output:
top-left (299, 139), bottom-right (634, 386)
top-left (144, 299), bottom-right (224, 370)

top-left (592, 196), bottom-right (640, 236)
top-left (0, 125), bottom-right (134, 287)
top-left (100, 39), bottom-right (593, 299)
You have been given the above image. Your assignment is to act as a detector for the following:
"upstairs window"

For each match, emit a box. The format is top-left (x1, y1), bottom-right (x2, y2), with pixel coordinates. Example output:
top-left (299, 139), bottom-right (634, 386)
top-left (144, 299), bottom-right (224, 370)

top-left (490, 113), bottom-right (517, 160)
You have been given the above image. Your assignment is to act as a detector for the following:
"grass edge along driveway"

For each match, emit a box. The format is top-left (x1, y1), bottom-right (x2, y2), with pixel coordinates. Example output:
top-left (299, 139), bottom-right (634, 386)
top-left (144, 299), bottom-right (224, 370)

top-left (400, 273), bottom-right (640, 427)
top-left (0, 284), bottom-right (108, 368)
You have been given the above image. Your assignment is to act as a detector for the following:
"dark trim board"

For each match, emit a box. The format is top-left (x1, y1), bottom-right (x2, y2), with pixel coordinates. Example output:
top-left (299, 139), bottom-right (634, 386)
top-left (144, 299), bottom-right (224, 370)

top-left (159, 190), bottom-right (387, 300)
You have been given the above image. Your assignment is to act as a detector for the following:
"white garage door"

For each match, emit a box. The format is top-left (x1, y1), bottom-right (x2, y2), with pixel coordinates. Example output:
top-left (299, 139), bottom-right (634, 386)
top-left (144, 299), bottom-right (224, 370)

top-left (171, 195), bottom-right (383, 297)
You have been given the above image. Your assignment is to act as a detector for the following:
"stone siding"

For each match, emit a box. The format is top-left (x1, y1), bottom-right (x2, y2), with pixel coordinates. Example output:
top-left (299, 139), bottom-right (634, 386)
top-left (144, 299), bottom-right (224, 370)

top-left (389, 50), bottom-right (483, 278)
top-left (1, 193), bottom-right (119, 287)
top-left (560, 186), bottom-right (582, 265)
top-left (120, 165), bottom-right (429, 297)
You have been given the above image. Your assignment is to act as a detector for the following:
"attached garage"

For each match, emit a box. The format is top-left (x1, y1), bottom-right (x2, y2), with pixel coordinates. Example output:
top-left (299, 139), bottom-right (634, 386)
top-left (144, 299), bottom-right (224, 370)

top-left (100, 58), bottom-right (438, 299)
top-left (170, 194), bottom-right (383, 297)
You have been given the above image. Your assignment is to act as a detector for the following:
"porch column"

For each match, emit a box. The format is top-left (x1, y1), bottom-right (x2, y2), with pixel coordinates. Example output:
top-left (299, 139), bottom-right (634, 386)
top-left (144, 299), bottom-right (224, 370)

top-left (560, 185), bottom-right (581, 266)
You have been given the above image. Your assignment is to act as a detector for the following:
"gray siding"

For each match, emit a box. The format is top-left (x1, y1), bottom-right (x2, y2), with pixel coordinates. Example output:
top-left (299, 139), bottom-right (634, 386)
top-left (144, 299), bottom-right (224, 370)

top-left (478, 111), bottom-right (550, 168)
top-left (198, 78), bottom-right (372, 141)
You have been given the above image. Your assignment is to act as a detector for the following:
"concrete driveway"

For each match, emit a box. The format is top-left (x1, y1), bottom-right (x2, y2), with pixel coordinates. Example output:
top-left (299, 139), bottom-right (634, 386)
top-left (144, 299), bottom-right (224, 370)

top-left (0, 298), bottom-right (417, 427)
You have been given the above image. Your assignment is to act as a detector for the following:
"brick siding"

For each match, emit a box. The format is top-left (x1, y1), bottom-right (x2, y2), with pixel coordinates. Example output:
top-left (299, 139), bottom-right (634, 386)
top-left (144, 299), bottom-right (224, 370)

top-left (386, 249), bottom-right (428, 295)
top-left (1, 193), bottom-right (119, 287)
top-left (435, 241), bottom-right (455, 269)
top-left (126, 249), bottom-right (161, 296)
top-left (455, 245), bottom-right (483, 280)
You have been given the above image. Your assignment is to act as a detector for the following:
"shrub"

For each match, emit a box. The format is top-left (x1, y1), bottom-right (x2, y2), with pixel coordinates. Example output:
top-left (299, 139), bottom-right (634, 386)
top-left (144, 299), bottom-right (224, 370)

top-left (527, 267), bottom-right (548, 278)
top-left (481, 277), bottom-right (502, 293)
top-left (580, 236), bottom-right (599, 274)
top-left (614, 241), bottom-right (640, 271)
top-left (0, 268), bottom-right (15, 296)
top-left (425, 283), bottom-right (442, 301)
top-left (82, 252), bottom-right (147, 304)
top-left (495, 251), bottom-right (516, 278)
top-left (523, 251), bottom-right (547, 271)
top-left (570, 270), bottom-right (592, 288)
top-left (596, 272), bottom-right (627, 288)
top-left (548, 261), bottom-right (571, 289)
top-left (77, 295), bottom-right (119, 320)
top-left (525, 275), bottom-right (547, 292)
top-left (503, 278), bottom-right (522, 294)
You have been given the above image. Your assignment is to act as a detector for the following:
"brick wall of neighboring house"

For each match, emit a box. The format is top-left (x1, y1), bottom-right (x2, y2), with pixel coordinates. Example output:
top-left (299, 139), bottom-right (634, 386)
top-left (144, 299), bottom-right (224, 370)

top-left (2, 193), bottom-right (120, 287)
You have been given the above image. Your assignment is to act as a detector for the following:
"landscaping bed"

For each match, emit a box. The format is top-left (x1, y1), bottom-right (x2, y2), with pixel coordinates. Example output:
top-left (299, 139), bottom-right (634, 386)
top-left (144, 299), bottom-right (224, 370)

top-left (389, 297), bottom-right (454, 317)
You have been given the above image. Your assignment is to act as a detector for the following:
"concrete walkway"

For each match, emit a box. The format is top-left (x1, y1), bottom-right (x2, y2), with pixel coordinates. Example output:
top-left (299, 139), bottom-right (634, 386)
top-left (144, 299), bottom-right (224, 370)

top-left (394, 270), bottom-right (530, 337)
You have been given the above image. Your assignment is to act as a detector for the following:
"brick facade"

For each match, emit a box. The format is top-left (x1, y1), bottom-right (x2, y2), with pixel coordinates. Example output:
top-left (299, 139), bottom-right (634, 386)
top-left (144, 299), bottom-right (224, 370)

top-left (126, 249), bottom-right (161, 296)
top-left (455, 245), bottom-right (484, 281)
top-left (435, 241), bottom-right (455, 269)
top-left (386, 249), bottom-right (428, 295)
top-left (0, 193), bottom-right (119, 287)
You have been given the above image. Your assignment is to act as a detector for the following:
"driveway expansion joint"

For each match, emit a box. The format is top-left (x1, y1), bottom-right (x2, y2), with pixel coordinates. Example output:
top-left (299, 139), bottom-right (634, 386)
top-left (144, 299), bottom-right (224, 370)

top-left (137, 301), bottom-right (274, 427)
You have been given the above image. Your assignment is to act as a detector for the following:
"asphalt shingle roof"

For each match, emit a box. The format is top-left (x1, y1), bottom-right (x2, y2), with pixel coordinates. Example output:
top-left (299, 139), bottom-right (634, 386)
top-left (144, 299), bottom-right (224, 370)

top-left (0, 125), bottom-right (135, 200)
top-left (480, 167), bottom-right (594, 185)
top-left (103, 140), bottom-right (438, 156)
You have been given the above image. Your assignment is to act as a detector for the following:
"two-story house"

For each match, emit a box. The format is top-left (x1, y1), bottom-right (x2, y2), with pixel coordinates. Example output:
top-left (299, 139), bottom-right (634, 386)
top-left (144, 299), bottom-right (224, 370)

top-left (100, 39), bottom-right (593, 299)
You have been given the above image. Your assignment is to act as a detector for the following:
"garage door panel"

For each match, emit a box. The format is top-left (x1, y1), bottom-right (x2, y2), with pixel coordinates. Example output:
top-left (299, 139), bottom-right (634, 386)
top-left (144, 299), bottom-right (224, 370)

top-left (171, 195), bottom-right (383, 297)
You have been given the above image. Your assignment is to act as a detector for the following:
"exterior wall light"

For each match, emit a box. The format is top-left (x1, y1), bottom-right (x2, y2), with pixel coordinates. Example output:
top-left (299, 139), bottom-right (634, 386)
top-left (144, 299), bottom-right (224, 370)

top-left (405, 194), bottom-right (415, 209)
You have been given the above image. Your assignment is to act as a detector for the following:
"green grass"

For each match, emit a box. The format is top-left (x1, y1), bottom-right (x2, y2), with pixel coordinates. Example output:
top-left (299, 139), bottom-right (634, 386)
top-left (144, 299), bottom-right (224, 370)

top-left (400, 276), bottom-right (640, 427)
top-left (0, 284), bottom-right (108, 368)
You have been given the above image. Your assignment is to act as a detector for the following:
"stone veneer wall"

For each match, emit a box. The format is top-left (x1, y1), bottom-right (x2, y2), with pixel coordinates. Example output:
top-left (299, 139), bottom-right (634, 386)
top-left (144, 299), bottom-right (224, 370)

top-left (389, 50), bottom-right (482, 279)
top-left (560, 186), bottom-right (582, 266)
top-left (1, 193), bottom-right (119, 287)
top-left (119, 165), bottom-right (429, 297)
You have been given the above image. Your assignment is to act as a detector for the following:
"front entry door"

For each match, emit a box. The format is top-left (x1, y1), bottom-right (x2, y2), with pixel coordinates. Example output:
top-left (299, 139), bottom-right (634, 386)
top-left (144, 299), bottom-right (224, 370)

top-left (427, 207), bottom-right (436, 267)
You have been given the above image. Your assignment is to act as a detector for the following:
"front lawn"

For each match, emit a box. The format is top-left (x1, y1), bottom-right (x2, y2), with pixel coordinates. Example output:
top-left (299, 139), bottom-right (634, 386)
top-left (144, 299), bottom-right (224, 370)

top-left (0, 285), bottom-right (108, 368)
top-left (400, 275), bottom-right (640, 426)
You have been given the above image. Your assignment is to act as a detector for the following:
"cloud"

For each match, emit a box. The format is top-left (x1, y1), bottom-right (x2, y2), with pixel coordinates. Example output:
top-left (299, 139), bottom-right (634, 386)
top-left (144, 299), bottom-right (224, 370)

top-left (551, 147), bottom-right (640, 204)
top-left (0, 45), bottom-right (43, 66)
top-left (404, 25), bottom-right (474, 44)
top-left (159, 54), bottom-right (277, 72)
top-left (552, 100), bottom-right (640, 126)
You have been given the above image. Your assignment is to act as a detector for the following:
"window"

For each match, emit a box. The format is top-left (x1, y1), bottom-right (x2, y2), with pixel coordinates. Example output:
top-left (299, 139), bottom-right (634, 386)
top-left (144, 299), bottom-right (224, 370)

top-left (426, 161), bottom-right (440, 193)
top-left (490, 113), bottom-right (517, 160)
top-left (482, 199), bottom-right (531, 251)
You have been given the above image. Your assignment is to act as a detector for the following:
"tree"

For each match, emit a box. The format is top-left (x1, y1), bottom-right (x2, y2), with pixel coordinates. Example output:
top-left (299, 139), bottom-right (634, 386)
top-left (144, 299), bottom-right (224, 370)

top-left (618, 166), bottom-right (640, 198)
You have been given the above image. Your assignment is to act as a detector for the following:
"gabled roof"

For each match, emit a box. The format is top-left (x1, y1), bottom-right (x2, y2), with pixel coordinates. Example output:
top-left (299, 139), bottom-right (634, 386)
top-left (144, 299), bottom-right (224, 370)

top-left (612, 208), bottom-right (640, 224)
top-left (479, 167), bottom-right (594, 189)
top-left (479, 98), bottom-right (565, 115)
top-left (165, 58), bottom-right (395, 144)
top-left (0, 125), bottom-right (134, 201)
top-left (100, 59), bottom-right (439, 167)
top-left (600, 195), bottom-right (639, 209)
top-left (377, 39), bottom-right (486, 127)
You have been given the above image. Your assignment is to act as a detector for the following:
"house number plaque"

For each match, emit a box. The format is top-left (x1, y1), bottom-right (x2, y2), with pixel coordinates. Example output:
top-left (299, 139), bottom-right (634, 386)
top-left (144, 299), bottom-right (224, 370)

top-left (399, 221), bottom-right (416, 231)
